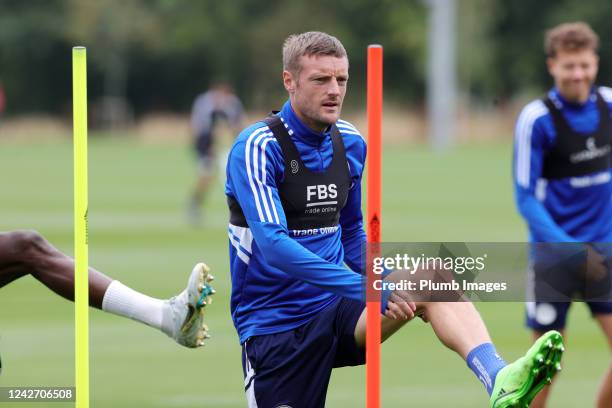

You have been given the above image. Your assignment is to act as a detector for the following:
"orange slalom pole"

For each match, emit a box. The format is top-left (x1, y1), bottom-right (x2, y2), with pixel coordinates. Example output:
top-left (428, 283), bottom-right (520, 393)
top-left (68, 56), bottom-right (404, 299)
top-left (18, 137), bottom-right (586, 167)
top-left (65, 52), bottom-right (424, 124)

top-left (366, 44), bottom-right (382, 408)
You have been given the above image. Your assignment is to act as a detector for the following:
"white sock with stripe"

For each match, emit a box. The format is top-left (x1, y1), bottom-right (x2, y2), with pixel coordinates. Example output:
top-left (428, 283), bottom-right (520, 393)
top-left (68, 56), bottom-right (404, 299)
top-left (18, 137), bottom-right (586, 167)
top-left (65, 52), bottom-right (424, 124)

top-left (101, 280), bottom-right (167, 330)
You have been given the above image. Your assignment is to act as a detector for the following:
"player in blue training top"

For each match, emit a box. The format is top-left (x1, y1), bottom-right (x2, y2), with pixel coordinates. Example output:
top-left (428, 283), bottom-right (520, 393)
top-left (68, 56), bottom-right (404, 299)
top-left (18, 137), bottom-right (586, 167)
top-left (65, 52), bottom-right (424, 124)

top-left (227, 31), bottom-right (563, 408)
top-left (513, 22), bottom-right (612, 408)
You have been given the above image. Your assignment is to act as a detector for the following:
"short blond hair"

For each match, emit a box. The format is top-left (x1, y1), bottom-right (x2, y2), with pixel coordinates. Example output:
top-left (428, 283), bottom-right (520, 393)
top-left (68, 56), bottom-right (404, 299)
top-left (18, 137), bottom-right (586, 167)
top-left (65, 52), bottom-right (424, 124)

top-left (545, 22), bottom-right (599, 57)
top-left (282, 31), bottom-right (348, 74)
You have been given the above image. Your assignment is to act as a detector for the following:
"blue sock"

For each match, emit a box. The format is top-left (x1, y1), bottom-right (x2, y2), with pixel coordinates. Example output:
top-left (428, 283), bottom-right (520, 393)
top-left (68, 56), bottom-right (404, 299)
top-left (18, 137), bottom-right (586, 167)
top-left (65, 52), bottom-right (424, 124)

top-left (466, 343), bottom-right (507, 396)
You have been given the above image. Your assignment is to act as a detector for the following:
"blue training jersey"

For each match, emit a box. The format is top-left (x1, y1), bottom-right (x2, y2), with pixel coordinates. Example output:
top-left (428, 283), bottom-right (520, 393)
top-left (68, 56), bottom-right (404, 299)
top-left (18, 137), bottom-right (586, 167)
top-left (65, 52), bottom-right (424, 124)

top-left (225, 100), bottom-right (378, 344)
top-left (513, 86), bottom-right (612, 243)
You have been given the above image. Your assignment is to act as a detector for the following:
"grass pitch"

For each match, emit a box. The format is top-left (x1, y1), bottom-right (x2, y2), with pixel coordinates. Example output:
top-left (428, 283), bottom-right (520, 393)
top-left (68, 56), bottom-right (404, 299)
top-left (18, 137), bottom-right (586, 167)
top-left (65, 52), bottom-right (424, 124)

top-left (0, 136), bottom-right (607, 407)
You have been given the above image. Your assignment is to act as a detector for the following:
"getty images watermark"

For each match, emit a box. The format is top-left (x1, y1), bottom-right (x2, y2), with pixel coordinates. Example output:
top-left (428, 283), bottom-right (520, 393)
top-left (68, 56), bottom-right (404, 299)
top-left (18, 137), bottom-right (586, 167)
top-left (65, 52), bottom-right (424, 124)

top-left (372, 252), bottom-right (508, 294)
top-left (364, 243), bottom-right (612, 302)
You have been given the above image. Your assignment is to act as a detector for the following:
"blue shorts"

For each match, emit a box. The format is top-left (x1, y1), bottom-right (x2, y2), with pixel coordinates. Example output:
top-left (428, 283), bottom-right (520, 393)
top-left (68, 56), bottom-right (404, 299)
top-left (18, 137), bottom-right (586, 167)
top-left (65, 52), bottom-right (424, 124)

top-left (241, 297), bottom-right (365, 408)
top-left (526, 258), bottom-right (612, 330)
top-left (526, 301), bottom-right (612, 331)
top-left (195, 130), bottom-right (213, 156)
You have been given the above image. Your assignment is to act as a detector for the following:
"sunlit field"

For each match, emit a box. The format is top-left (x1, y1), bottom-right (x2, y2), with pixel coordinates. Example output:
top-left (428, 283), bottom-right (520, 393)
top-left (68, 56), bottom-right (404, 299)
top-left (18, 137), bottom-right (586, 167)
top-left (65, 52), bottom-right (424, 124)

top-left (0, 135), bottom-right (606, 407)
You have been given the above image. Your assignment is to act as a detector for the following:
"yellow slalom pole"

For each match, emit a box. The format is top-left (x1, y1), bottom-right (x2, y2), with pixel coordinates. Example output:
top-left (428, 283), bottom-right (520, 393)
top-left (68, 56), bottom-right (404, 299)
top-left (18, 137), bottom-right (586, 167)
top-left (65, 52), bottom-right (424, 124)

top-left (72, 46), bottom-right (89, 408)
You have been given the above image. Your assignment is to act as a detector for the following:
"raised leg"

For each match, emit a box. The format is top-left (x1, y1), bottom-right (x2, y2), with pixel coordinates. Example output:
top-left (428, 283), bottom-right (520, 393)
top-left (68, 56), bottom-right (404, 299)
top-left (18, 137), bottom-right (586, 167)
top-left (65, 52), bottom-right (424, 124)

top-left (354, 301), bottom-right (491, 357)
top-left (0, 230), bottom-right (111, 308)
top-left (0, 230), bottom-right (214, 348)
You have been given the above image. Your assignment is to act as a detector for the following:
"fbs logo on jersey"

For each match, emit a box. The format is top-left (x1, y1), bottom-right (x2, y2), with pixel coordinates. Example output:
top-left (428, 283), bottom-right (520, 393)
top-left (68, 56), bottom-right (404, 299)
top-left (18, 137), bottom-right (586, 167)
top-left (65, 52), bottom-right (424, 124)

top-left (306, 184), bottom-right (337, 202)
top-left (570, 136), bottom-right (611, 163)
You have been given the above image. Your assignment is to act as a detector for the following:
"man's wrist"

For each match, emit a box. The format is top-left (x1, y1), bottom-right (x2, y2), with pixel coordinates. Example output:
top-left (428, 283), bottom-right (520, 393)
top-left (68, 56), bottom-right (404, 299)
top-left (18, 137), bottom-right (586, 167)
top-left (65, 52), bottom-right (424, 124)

top-left (380, 288), bottom-right (390, 314)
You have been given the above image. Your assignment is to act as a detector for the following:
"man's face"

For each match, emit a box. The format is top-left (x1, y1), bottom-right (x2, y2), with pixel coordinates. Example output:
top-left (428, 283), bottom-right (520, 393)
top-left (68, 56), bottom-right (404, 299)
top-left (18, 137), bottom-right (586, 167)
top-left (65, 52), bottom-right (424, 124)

top-left (283, 54), bottom-right (349, 132)
top-left (547, 48), bottom-right (599, 103)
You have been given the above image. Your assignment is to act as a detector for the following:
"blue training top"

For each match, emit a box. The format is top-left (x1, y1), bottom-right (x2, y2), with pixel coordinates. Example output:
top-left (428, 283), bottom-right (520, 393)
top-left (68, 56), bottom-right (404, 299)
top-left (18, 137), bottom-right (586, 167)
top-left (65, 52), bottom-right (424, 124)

top-left (225, 100), bottom-right (383, 344)
top-left (513, 86), bottom-right (612, 243)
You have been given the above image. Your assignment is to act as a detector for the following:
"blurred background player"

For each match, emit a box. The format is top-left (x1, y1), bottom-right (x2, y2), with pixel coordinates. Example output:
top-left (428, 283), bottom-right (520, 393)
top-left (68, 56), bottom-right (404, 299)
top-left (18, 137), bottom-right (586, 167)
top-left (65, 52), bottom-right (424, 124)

top-left (0, 230), bottom-right (214, 348)
top-left (513, 22), bottom-right (612, 408)
top-left (226, 31), bottom-right (563, 408)
top-left (188, 81), bottom-right (244, 224)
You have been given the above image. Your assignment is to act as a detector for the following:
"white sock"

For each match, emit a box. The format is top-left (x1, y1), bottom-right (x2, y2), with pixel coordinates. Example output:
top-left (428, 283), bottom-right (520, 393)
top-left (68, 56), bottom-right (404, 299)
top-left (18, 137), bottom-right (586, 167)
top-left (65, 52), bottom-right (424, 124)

top-left (102, 280), bottom-right (167, 331)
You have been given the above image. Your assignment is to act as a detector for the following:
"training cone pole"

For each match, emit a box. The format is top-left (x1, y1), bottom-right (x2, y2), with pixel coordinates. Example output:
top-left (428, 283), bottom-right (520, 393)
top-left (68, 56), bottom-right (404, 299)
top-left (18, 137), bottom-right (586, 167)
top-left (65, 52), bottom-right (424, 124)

top-left (366, 44), bottom-right (382, 408)
top-left (73, 46), bottom-right (90, 408)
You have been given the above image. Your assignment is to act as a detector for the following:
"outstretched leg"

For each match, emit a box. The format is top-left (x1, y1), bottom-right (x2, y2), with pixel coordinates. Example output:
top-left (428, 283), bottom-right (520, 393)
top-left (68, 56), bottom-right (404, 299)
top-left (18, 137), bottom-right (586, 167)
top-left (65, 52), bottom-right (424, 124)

top-left (0, 230), bottom-right (111, 307)
top-left (354, 301), bottom-right (564, 407)
top-left (0, 230), bottom-right (214, 347)
top-left (354, 302), bottom-right (492, 357)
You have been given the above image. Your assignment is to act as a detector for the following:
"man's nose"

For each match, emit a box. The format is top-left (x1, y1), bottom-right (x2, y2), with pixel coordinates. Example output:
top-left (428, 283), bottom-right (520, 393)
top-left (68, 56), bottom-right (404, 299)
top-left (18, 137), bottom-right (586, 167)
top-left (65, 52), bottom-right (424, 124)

top-left (327, 78), bottom-right (341, 95)
top-left (571, 67), bottom-right (586, 80)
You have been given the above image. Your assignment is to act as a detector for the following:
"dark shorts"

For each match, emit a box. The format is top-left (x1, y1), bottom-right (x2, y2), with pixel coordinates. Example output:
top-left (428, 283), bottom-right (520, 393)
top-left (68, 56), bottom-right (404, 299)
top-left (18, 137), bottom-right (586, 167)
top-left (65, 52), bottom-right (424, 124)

top-left (194, 130), bottom-right (213, 157)
top-left (526, 260), bottom-right (612, 330)
top-left (526, 301), bottom-right (612, 331)
top-left (241, 297), bottom-right (365, 408)
top-left (193, 131), bottom-right (215, 173)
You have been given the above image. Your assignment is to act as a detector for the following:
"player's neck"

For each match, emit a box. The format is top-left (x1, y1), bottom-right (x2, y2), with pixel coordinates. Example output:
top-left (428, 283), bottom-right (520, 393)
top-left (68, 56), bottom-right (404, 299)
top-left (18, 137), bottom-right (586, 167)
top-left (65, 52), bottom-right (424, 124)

top-left (283, 101), bottom-right (330, 146)
top-left (555, 87), bottom-right (592, 105)
top-left (293, 109), bottom-right (327, 133)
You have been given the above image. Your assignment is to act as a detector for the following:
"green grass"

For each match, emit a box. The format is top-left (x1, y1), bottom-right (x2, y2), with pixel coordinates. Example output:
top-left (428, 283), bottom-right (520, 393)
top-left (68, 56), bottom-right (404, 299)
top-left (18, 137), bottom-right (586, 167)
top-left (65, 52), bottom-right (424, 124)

top-left (0, 137), bottom-right (607, 407)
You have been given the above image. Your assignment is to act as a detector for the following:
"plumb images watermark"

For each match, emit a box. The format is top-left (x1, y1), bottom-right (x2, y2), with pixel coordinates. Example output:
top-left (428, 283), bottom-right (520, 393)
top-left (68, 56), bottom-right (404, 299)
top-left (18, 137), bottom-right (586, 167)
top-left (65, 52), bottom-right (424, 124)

top-left (0, 387), bottom-right (75, 402)
top-left (372, 276), bottom-right (508, 294)
top-left (364, 242), bottom-right (612, 302)
top-left (371, 252), bottom-right (508, 296)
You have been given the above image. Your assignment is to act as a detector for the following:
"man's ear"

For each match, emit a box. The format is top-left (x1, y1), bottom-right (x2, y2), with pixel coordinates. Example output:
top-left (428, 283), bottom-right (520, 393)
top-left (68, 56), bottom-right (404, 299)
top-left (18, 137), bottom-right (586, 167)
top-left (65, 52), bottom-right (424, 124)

top-left (546, 57), bottom-right (556, 77)
top-left (283, 70), bottom-right (295, 93)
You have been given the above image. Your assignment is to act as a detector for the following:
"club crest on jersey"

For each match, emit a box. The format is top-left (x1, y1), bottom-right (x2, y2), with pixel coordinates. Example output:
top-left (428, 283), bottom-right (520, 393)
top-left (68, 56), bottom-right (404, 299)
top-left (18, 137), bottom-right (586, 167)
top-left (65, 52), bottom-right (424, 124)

top-left (586, 137), bottom-right (596, 151)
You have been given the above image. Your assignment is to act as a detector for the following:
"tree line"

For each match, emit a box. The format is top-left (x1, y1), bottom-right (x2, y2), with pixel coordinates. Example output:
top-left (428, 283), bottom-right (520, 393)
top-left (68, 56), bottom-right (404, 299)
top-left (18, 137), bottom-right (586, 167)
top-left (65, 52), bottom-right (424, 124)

top-left (1, 0), bottom-right (612, 117)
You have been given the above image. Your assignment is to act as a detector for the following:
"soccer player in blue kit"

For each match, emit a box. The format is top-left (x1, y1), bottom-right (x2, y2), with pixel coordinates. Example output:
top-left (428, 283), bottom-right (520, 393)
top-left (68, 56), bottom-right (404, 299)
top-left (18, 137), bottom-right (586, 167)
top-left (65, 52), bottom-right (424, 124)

top-left (514, 22), bottom-right (612, 408)
top-left (227, 31), bottom-right (563, 408)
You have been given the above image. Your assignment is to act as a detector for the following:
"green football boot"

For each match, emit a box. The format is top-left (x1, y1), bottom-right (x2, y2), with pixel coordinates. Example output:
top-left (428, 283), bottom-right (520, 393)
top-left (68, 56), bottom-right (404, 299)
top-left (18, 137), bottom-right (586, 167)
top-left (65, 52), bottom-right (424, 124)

top-left (490, 330), bottom-right (564, 408)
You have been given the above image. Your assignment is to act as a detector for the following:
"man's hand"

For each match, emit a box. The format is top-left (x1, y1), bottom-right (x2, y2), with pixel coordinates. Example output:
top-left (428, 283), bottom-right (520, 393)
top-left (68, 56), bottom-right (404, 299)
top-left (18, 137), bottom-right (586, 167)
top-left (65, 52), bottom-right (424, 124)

top-left (384, 291), bottom-right (416, 321)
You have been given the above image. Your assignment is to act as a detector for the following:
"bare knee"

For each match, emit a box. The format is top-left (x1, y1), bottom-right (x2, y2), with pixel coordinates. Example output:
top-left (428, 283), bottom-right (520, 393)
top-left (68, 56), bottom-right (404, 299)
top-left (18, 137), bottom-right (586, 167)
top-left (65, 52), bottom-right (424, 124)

top-left (8, 230), bottom-right (55, 266)
top-left (415, 301), bottom-right (452, 315)
top-left (415, 302), bottom-right (476, 321)
top-left (12, 229), bottom-right (47, 250)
